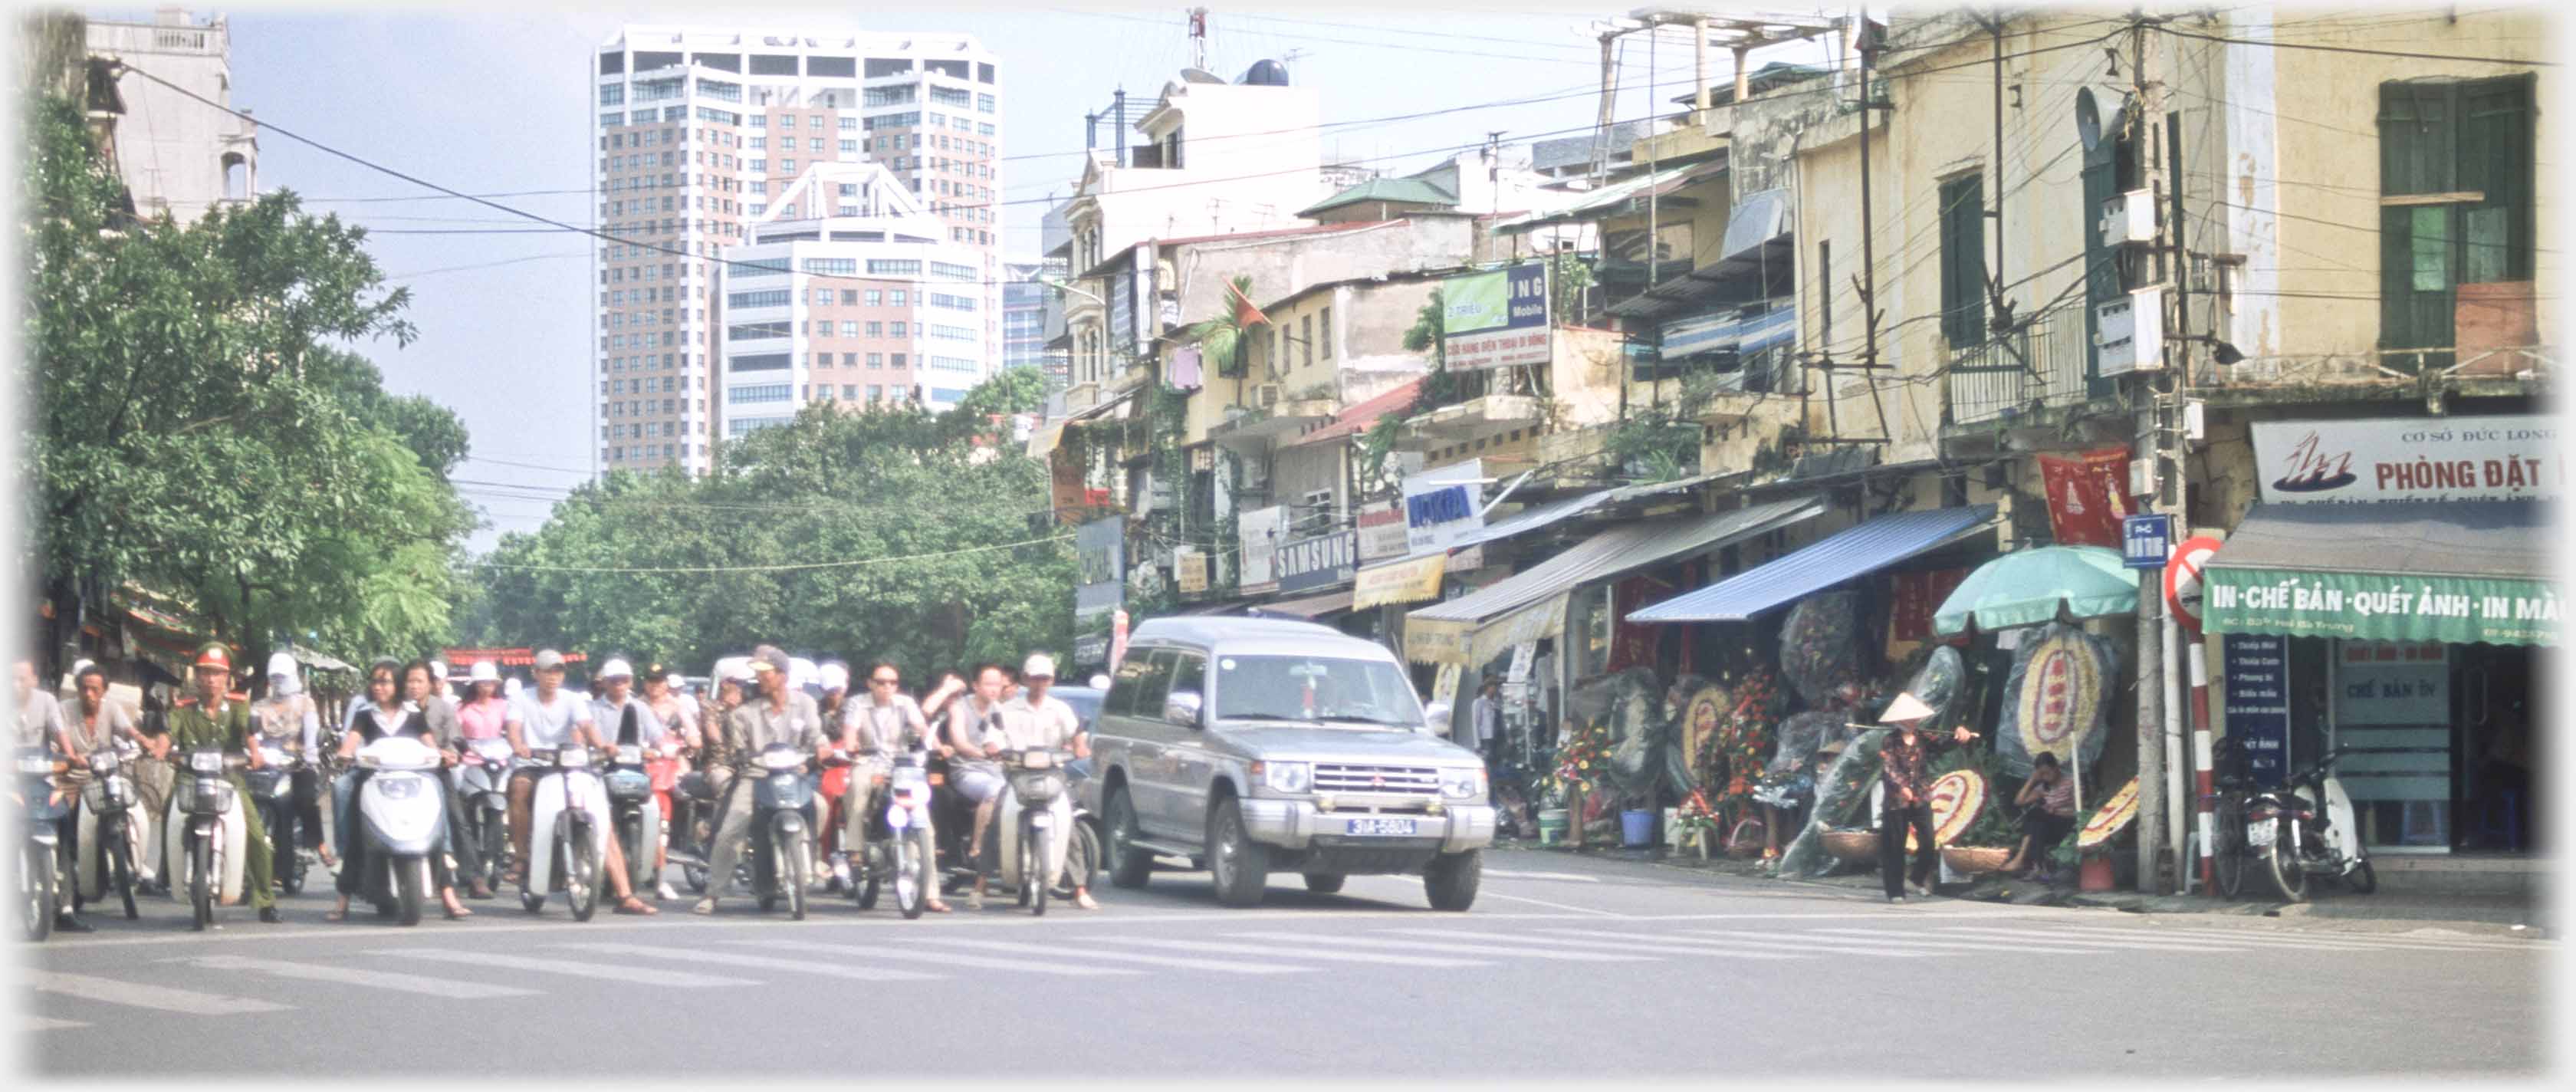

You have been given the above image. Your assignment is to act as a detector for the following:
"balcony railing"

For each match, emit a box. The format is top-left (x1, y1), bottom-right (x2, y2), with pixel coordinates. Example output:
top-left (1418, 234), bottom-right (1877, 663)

top-left (90, 21), bottom-right (226, 57)
top-left (1946, 303), bottom-right (2089, 427)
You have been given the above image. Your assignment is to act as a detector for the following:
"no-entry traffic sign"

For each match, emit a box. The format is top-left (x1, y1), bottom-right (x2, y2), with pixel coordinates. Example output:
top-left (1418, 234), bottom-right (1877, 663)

top-left (2164, 535), bottom-right (2224, 630)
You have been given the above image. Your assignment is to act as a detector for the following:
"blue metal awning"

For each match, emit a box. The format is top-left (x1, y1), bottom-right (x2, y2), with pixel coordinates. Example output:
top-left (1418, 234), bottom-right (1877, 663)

top-left (1657, 301), bottom-right (1796, 360)
top-left (1627, 504), bottom-right (1998, 623)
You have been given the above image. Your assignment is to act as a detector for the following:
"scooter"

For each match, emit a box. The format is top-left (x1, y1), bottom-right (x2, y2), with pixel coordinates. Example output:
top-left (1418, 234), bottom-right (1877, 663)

top-left (2244, 745), bottom-right (2375, 903)
top-left (744, 742), bottom-right (815, 920)
top-left (72, 745), bottom-right (145, 920)
top-left (672, 768), bottom-right (719, 895)
top-left (352, 736), bottom-right (448, 926)
top-left (15, 748), bottom-right (67, 942)
top-left (603, 736), bottom-right (665, 900)
top-left (521, 745), bottom-right (608, 921)
top-left (996, 748), bottom-right (1071, 917)
top-left (1061, 757), bottom-right (1102, 900)
top-left (455, 737), bottom-right (514, 890)
top-left (167, 746), bottom-right (251, 931)
top-left (243, 742), bottom-right (306, 896)
top-left (849, 748), bottom-right (937, 919)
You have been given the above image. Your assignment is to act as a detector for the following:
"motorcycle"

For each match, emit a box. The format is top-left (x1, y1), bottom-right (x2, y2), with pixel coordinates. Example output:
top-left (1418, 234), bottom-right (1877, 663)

top-left (996, 748), bottom-right (1071, 916)
top-left (2238, 745), bottom-right (2374, 903)
top-left (242, 742), bottom-right (307, 896)
top-left (847, 748), bottom-right (938, 919)
top-left (744, 742), bottom-right (815, 920)
top-left (166, 746), bottom-right (251, 931)
top-left (521, 745), bottom-right (608, 921)
top-left (603, 737), bottom-right (665, 900)
top-left (351, 736), bottom-right (449, 926)
top-left (455, 737), bottom-right (515, 890)
top-left (15, 748), bottom-right (68, 941)
top-left (71, 745), bottom-right (146, 921)
top-left (671, 768), bottom-right (721, 895)
top-left (1061, 757), bottom-right (1102, 900)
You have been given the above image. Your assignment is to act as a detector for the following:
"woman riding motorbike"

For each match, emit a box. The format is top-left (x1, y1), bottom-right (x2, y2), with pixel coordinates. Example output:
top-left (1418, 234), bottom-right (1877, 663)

top-left (328, 659), bottom-right (472, 922)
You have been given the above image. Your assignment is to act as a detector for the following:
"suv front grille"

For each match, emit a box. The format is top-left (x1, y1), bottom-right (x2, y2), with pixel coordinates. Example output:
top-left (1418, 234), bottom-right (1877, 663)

top-left (1313, 763), bottom-right (1439, 796)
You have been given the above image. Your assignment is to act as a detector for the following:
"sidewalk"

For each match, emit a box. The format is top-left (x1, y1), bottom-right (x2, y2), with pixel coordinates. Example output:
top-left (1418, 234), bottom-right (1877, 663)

top-left (1511, 837), bottom-right (2557, 936)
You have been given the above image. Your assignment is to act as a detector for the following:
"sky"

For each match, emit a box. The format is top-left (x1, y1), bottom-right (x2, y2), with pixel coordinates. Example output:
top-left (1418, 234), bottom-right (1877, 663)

top-left (133, 2), bottom-right (1842, 549)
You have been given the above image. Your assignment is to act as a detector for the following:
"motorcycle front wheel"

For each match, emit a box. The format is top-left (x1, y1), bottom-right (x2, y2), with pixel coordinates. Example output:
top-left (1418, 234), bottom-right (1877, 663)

top-left (2265, 818), bottom-right (2308, 903)
top-left (1024, 817), bottom-right (1047, 917)
top-left (393, 854), bottom-right (424, 927)
top-left (895, 829), bottom-right (929, 920)
top-left (2212, 801), bottom-right (2246, 900)
top-left (274, 807), bottom-right (304, 896)
top-left (784, 833), bottom-right (809, 922)
top-left (566, 829), bottom-right (600, 923)
top-left (189, 834), bottom-right (214, 932)
top-left (20, 840), bottom-right (54, 942)
top-left (106, 816), bottom-right (139, 920)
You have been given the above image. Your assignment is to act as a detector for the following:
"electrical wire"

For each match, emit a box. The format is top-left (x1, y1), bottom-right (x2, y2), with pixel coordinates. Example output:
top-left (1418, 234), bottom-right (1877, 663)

top-left (2157, 24), bottom-right (2556, 66)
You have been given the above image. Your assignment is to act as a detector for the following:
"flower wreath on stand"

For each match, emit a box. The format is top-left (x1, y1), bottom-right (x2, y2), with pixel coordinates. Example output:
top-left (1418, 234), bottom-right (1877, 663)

top-left (1541, 715), bottom-right (1615, 817)
top-left (1709, 666), bottom-right (1783, 830)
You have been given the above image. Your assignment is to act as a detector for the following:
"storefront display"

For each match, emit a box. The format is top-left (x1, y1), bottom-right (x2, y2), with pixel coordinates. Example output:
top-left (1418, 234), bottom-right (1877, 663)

top-left (1779, 590), bottom-right (1862, 707)
top-left (1996, 623), bottom-right (2116, 779)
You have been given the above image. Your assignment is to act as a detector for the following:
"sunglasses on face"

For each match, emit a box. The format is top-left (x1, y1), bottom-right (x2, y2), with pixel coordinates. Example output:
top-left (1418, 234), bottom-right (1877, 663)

top-left (869, 677), bottom-right (900, 686)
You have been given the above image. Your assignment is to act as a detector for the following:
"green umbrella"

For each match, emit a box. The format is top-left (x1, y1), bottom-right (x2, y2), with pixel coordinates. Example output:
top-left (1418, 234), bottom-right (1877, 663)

top-left (1934, 545), bottom-right (2140, 636)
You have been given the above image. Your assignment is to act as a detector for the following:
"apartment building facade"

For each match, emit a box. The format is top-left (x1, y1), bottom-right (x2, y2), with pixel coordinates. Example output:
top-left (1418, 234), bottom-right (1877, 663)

top-left (84, 8), bottom-right (258, 224)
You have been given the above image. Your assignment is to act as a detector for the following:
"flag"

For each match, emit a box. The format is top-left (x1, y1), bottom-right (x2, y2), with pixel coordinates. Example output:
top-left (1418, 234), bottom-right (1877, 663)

top-left (1226, 278), bottom-right (1270, 327)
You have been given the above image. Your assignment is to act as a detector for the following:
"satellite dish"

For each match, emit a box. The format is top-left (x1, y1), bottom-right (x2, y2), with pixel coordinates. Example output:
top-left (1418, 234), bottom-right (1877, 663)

top-left (2075, 88), bottom-right (2103, 153)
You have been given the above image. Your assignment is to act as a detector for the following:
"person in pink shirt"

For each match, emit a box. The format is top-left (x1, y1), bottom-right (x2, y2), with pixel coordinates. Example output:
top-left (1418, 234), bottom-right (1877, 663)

top-left (452, 661), bottom-right (511, 897)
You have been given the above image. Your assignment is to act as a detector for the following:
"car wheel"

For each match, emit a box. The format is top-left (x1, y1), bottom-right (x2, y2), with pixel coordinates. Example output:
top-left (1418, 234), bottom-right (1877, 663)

top-left (1424, 849), bottom-right (1481, 912)
top-left (1103, 787), bottom-right (1152, 890)
top-left (1206, 798), bottom-right (1269, 908)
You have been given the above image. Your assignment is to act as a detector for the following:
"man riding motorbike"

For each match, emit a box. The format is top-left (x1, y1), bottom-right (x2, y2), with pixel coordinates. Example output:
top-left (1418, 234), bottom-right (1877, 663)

top-left (502, 649), bottom-right (658, 915)
top-left (834, 660), bottom-right (952, 913)
top-left (156, 643), bottom-right (281, 923)
top-left (988, 655), bottom-right (1099, 911)
top-left (19, 658), bottom-right (93, 933)
top-left (692, 646), bottom-right (829, 916)
top-left (639, 664), bottom-right (696, 902)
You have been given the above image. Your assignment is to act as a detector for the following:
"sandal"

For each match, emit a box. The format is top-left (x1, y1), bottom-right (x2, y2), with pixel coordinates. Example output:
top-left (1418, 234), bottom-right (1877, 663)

top-left (615, 896), bottom-right (659, 916)
top-left (324, 906), bottom-right (349, 923)
top-left (443, 904), bottom-right (472, 921)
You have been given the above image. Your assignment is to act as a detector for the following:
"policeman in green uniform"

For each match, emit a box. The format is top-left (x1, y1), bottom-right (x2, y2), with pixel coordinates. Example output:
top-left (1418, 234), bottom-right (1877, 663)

top-left (159, 642), bottom-right (281, 923)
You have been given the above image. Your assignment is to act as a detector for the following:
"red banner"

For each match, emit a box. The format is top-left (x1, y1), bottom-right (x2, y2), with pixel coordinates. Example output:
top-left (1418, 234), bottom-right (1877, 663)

top-left (2036, 447), bottom-right (2134, 548)
top-left (1889, 566), bottom-right (1972, 642)
top-left (444, 648), bottom-right (589, 667)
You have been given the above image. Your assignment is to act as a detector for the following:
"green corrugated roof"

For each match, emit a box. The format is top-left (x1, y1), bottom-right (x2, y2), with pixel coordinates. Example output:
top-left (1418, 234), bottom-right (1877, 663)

top-left (1298, 176), bottom-right (1457, 216)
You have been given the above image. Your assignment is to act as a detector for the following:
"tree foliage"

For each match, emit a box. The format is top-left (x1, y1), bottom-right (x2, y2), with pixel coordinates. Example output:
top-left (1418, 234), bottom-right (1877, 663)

top-left (471, 369), bottom-right (1074, 678)
top-left (21, 94), bottom-right (473, 670)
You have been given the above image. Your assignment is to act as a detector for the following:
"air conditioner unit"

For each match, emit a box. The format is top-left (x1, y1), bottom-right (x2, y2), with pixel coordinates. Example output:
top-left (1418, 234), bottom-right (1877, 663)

top-left (1300, 488), bottom-right (1334, 510)
top-left (2098, 189), bottom-right (2155, 245)
top-left (1254, 383), bottom-right (1281, 408)
top-left (2093, 288), bottom-right (2165, 377)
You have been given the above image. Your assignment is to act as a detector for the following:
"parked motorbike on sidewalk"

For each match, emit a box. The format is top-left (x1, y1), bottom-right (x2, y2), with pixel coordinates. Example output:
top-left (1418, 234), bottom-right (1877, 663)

top-left (353, 736), bottom-right (449, 926)
top-left (849, 748), bottom-right (937, 919)
top-left (745, 742), bottom-right (815, 920)
top-left (521, 745), bottom-right (608, 921)
top-left (2212, 742), bottom-right (2374, 902)
top-left (72, 745), bottom-right (146, 920)
top-left (997, 748), bottom-right (1071, 916)
top-left (455, 738), bottom-right (515, 887)
top-left (243, 742), bottom-right (307, 896)
top-left (15, 748), bottom-right (68, 942)
top-left (167, 746), bottom-right (251, 931)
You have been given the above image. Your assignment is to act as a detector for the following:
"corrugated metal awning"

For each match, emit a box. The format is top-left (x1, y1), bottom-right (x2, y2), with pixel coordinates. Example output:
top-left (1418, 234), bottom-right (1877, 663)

top-left (1629, 505), bottom-right (1998, 623)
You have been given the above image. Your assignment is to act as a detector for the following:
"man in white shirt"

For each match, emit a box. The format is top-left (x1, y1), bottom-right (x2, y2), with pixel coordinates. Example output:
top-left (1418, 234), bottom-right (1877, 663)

top-left (1470, 678), bottom-right (1502, 768)
top-left (987, 654), bottom-right (1096, 910)
top-left (833, 659), bottom-right (951, 913)
top-left (503, 649), bottom-right (657, 913)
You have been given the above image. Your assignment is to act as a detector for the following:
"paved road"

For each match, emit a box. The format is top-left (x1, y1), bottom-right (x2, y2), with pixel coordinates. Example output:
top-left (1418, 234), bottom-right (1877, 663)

top-left (21, 849), bottom-right (2551, 1078)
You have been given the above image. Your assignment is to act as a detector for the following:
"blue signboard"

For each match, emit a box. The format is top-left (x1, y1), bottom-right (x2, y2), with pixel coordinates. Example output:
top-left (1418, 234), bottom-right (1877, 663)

top-left (2122, 513), bottom-right (2174, 569)
top-left (1277, 530), bottom-right (1359, 594)
top-left (2223, 633), bottom-right (2291, 788)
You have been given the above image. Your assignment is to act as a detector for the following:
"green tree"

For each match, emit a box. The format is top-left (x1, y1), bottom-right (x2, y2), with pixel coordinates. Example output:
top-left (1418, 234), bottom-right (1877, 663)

top-left (1186, 275), bottom-right (1264, 378)
top-left (22, 94), bottom-right (472, 673)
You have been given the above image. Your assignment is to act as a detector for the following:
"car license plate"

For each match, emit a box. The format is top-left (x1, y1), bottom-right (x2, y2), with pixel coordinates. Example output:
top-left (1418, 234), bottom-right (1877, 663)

top-left (1346, 817), bottom-right (1417, 837)
top-left (2246, 821), bottom-right (2275, 847)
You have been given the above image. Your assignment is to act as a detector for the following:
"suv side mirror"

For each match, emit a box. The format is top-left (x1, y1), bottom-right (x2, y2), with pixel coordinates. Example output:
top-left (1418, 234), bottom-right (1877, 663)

top-left (1163, 690), bottom-right (1204, 729)
top-left (1421, 700), bottom-right (1453, 736)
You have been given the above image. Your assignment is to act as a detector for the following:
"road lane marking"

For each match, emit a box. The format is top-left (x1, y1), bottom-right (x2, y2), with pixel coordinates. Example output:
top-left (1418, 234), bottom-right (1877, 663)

top-left (368, 949), bottom-right (760, 988)
top-left (1929, 926), bottom-right (2268, 952)
top-left (1378, 927), bottom-right (1806, 960)
top-left (1090, 936), bottom-right (1490, 969)
top-left (1225, 930), bottom-right (1656, 962)
top-left (169, 955), bottom-right (537, 999)
top-left (731, 939), bottom-right (1142, 978)
top-left (1672, 929), bottom-right (1951, 957)
top-left (1480, 870), bottom-right (1602, 883)
top-left (2035, 925), bottom-right (2524, 953)
top-left (1794, 927), bottom-right (2129, 956)
top-left (552, 942), bottom-right (944, 981)
top-left (899, 936), bottom-right (1312, 975)
top-left (1472, 890), bottom-right (1625, 916)
top-left (26, 970), bottom-right (294, 1015)
top-left (24, 1016), bottom-right (91, 1031)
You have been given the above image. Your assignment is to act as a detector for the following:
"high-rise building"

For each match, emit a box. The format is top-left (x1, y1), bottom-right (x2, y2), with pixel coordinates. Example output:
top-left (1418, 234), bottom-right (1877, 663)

top-left (713, 161), bottom-right (988, 440)
top-left (1001, 259), bottom-right (1066, 387)
top-left (593, 25), bottom-right (1002, 475)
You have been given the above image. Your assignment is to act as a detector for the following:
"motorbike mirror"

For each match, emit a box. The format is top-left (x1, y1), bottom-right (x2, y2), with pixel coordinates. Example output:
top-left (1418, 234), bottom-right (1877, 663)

top-left (1163, 691), bottom-right (1204, 729)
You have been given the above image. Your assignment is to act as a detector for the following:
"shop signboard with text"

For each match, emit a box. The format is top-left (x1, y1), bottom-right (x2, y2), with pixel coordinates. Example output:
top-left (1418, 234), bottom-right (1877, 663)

top-left (2222, 633), bottom-right (2292, 788)
top-left (1238, 505), bottom-right (1284, 594)
top-left (1441, 263), bottom-right (1551, 370)
top-left (1277, 530), bottom-right (1358, 594)
top-left (1074, 515), bottom-right (1125, 625)
top-left (2252, 416), bottom-right (2561, 504)
top-left (1402, 459), bottom-right (1485, 554)
top-left (1356, 499), bottom-right (1408, 562)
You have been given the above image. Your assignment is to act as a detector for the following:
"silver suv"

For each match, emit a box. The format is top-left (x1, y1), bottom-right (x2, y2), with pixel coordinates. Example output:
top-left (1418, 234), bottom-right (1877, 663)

top-left (1083, 617), bottom-right (1494, 910)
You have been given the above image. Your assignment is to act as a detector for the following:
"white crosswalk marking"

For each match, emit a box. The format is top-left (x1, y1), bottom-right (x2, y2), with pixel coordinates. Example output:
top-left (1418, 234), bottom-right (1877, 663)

top-left (1385, 927), bottom-right (1807, 960)
top-left (369, 949), bottom-right (761, 988)
top-left (1796, 927), bottom-right (2125, 956)
top-left (555, 942), bottom-right (944, 982)
top-left (1092, 936), bottom-right (1491, 969)
top-left (173, 955), bottom-right (536, 999)
top-left (903, 936), bottom-right (1312, 975)
top-left (1930, 926), bottom-right (2269, 952)
top-left (28, 970), bottom-right (294, 1015)
top-left (732, 939), bottom-right (1142, 978)
top-left (2029, 926), bottom-right (2472, 952)
top-left (25, 1015), bottom-right (93, 1031)
top-left (1673, 929), bottom-right (1947, 957)
top-left (1227, 930), bottom-right (1656, 962)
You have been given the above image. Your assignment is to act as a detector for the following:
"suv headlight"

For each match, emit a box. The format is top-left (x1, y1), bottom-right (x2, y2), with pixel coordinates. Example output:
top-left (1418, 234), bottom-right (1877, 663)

top-left (1441, 768), bottom-right (1487, 800)
top-left (1257, 761), bottom-right (1311, 794)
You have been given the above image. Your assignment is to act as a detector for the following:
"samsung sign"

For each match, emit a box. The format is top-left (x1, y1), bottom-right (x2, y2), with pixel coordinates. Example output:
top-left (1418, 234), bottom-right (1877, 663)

top-left (1401, 459), bottom-right (1484, 554)
top-left (1277, 530), bottom-right (1358, 594)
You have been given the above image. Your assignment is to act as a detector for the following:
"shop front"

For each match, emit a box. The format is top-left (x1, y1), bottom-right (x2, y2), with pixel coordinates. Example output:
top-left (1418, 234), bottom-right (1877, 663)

top-left (2201, 416), bottom-right (2558, 856)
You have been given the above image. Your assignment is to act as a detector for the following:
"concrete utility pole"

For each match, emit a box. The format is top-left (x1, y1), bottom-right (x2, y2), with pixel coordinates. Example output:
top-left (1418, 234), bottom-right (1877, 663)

top-left (2126, 5), bottom-right (2190, 895)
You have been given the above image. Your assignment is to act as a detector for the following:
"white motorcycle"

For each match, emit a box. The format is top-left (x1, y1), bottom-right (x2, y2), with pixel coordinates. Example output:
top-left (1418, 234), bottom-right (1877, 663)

top-left (521, 745), bottom-right (610, 920)
top-left (71, 744), bottom-right (148, 921)
top-left (166, 746), bottom-right (250, 931)
top-left (849, 748), bottom-right (937, 919)
top-left (2236, 746), bottom-right (2376, 902)
top-left (455, 737), bottom-right (515, 886)
top-left (351, 736), bottom-right (449, 926)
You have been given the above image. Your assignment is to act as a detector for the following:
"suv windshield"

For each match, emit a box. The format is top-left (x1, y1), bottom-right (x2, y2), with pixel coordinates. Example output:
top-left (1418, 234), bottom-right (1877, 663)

top-left (1212, 655), bottom-right (1422, 727)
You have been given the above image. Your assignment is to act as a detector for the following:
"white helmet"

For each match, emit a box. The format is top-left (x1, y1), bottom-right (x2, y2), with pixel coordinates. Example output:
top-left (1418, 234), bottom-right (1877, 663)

top-left (503, 677), bottom-right (524, 699)
top-left (264, 651), bottom-right (302, 697)
top-left (468, 661), bottom-right (500, 685)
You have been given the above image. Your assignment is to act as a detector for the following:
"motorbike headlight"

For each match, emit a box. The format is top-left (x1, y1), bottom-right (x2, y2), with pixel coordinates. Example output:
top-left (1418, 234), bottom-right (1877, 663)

top-left (1440, 768), bottom-right (1487, 801)
top-left (1257, 761), bottom-right (1311, 795)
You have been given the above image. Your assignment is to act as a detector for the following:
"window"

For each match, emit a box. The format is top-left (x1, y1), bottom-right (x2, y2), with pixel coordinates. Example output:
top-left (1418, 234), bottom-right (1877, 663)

top-left (1320, 306), bottom-right (1333, 360)
top-left (841, 384), bottom-right (858, 399)
top-left (809, 287), bottom-right (832, 306)
top-left (929, 261), bottom-right (976, 281)
top-left (600, 84), bottom-right (625, 107)
top-left (841, 321), bottom-right (859, 337)
top-left (930, 85), bottom-right (971, 108)
top-left (749, 136), bottom-right (765, 150)
top-left (929, 293), bottom-right (976, 311)
top-left (891, 290), bottom-right (908, 306)
top-left (890, 353), bottom-right (907, 368)
top-left (1937, 173), bottom-right (1986, 347)
top-left (866, 321), bottom-right (883, 337)
top-left (890, 321), bottom-right (909, 337)
top-left (810, 115), bottom-right (826, 130)
top-left (801, 258), bottom-right (858, 276)
top-left (750, 158), bottom-right (767, 173)
top-left (867, 258), bottom-right (923, 277)
top-left (866, 353), bottom-right (883, 368)
top-left (865, 289), bottom-right (882, 306)
top-left (810, 137), bottom-right (826, 153)
top-left (867, 383), bottom-right (883, 401)
top-left (976, 93), bottom-right (996, 113)
top-left (730, 383), bottom-right (793, 404)
top-left (928, 324), bottom-right (974, 341)
top-left (780, 159), bottom-right (797, 174)
top-left (1300, 314), bottom-right (1314, 368)
top-left (727, 321), bottom-right (793, 341)
top-left (928, 355), bottom-right (976, 371)
top-left (2379, 76), bottom-right (2535, 361)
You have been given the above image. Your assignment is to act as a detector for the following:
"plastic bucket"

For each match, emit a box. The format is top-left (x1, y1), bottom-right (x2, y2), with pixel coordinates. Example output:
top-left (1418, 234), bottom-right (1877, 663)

top-left (1620, 808), bottom-right (1656, 847)
top-left (1536, 808), bottom-right (1569, 845)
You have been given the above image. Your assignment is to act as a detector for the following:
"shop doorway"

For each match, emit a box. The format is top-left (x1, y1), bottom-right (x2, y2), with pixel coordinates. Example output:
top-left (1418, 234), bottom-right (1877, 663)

top-left (2456, 643), bottom-right (2542, 854)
